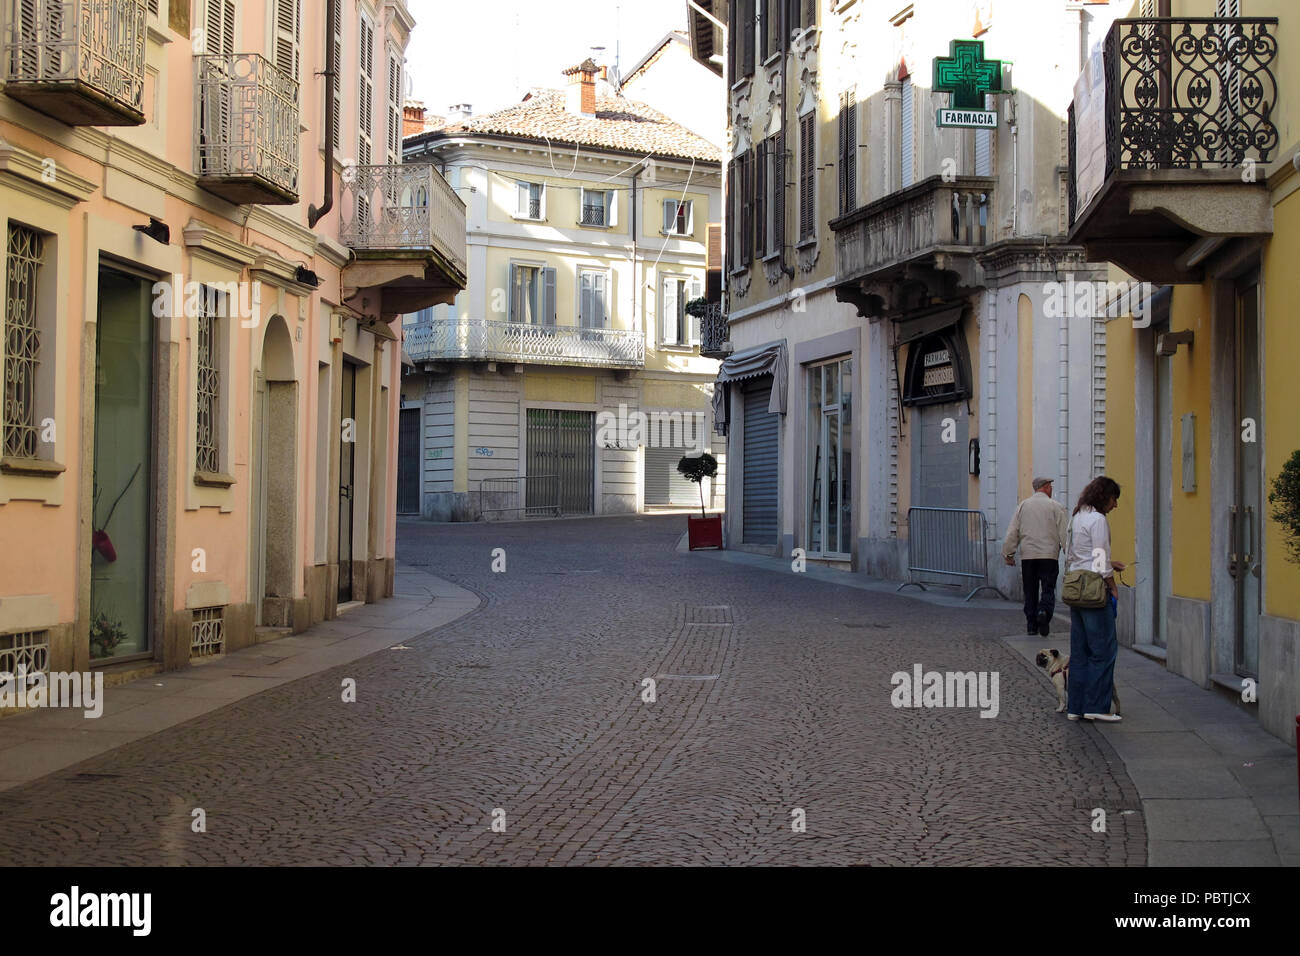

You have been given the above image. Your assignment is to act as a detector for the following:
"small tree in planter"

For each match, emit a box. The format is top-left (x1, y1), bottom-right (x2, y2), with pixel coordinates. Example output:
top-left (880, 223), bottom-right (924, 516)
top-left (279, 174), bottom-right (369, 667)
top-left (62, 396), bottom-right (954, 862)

top-left (678, 452), bottom-right (722, 549)
top-left (1269, 449), bottom-right (1300, 564)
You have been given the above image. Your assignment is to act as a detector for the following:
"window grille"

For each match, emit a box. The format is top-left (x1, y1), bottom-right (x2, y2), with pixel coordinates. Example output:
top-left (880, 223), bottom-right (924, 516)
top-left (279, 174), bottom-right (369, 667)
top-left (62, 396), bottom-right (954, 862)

top-left (0, 629), bottom-right (49, 681)
top-left (580, 190), bottom-right (608, 226)
top-left (3, 224), bottom-right (44, 459)
top-left (195, 290), bottom-right (221, 473)
top-left (190, 606), bottom-right (224, 657)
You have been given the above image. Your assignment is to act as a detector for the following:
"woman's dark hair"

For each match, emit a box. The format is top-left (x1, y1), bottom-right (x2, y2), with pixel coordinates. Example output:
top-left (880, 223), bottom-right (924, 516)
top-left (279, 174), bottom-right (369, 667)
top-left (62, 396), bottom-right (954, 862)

top-left (1074, 476), bottom-right (1122, 515)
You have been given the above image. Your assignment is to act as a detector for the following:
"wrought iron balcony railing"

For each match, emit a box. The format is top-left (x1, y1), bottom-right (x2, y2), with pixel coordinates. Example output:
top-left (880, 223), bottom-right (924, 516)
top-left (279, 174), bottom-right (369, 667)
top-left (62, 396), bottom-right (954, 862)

top-left (829, 176), bottom-right (995, 285)
top-left (341, 164), bottom-right (467, 277)
top-left (405, 318), bottom-right (645, 369)
top-left (1, 0), bottom-right (147, 125)
top-left (195, 53), bottom-right (299, 205)
top-left (696, 302), bottom-right (729, 359)
top-left (1070, 17), bottom-right (1279, 224)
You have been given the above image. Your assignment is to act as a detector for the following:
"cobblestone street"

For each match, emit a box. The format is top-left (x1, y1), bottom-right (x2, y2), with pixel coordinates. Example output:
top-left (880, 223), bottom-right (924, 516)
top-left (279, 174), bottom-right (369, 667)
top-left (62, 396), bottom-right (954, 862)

top-left (0, 515), bottom-right (1144, 865)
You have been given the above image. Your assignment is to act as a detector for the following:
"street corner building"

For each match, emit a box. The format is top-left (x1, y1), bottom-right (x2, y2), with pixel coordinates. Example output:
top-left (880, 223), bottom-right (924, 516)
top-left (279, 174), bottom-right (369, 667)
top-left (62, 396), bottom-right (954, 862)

top-left (0, 1), bottom-right (466, 680)
top-left (1068, 0), bottom-right (1300, 744)
top-left (397, 50), bottom-right (728, 521)
top-left (688, 0), bottom-right (1108, 586)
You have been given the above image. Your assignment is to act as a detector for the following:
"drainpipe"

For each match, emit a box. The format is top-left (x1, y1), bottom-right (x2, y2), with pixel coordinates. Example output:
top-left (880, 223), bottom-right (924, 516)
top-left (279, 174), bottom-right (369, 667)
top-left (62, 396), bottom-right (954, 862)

top-left (631, 164), bottom-right (640, 335)
top-left (308, 0), bottom-right (338, 228)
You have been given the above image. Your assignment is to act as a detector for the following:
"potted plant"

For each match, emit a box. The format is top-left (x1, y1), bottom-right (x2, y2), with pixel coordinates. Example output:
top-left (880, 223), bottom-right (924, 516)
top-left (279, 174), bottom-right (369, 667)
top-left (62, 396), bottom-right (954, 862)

top-left (678, 452), bottom-right (722, 550)
top-left (90, 610), bottom-right (127, 660)
top-left (1269, 449), bottom-right (1300, 563)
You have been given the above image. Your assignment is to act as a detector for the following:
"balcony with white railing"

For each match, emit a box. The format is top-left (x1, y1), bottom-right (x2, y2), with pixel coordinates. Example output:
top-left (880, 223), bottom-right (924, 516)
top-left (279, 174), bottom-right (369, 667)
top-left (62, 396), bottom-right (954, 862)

top-left (2, 0), bottom-right (147, 125)
top-left (404, 318), bottom-right (645, 370)
top-left (340, 163), bottom-right (468, 316)
top-left (195, 53), bottom-right (299, 205)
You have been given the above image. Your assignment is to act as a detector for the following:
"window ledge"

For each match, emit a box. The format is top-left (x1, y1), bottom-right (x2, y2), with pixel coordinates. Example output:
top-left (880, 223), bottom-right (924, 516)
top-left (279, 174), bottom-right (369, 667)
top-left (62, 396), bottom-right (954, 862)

top-left (194, 470), bottom-right (236, 488)
top-left (795, 235), bottom-right (818, 250)
top-left (761, 250), bottom-right (783, 263)
top-left (730, 76), bottom-right (753, 95)
top-left (511, 213), bottom-right (546, 223)
top-left (0, 457), bottom-right (66, 477)
top-left (660, 344), bottom-right (695, 352)
top-left (728, 266), bottom-right (751, 278)
top-left (578, 222), bottom-right (613, 229)
top-left (660, 230), bottom-right (692, 238)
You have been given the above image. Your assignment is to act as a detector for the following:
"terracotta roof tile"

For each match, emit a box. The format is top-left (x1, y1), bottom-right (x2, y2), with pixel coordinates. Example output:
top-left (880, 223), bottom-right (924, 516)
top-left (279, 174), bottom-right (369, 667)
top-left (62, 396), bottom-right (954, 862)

top-left (430, 89), bottom-right (721, 163)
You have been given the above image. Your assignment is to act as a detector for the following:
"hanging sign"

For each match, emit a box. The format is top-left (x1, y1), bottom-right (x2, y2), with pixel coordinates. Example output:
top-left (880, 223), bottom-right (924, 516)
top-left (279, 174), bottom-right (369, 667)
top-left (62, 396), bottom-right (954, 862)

top-left (933, 39), bottom-right (1003, 128)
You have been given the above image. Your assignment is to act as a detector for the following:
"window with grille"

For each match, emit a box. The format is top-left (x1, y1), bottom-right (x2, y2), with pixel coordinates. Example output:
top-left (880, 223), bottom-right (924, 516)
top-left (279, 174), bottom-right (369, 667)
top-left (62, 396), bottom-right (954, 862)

top-left (3, 223), bottom-right (44, 460)
top-left (190, 607), bottom-right (224, 658)
top-left (838, 90), bottom-right (857, 214)
top-left (664, 199), bottom-right (693, 236)
top-left (195, 289), bottom-right (222, 474)
top-left (580, 189), bottom-right (614, 227)
top-left (578, 270), bottom-right (608, 329)
top-left (0, 629), bottom-right (49, 682)
top-left (516, 181), bottom-right (544, 219)
top-left (799, 112), bottom-right (815, 239)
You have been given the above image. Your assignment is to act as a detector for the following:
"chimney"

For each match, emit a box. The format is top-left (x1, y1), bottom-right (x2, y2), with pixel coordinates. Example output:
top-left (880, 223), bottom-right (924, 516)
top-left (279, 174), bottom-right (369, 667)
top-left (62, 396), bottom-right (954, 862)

top-left (447, 103), bottom-right (473, 123)
top-left (403, 100), bottom-right (427, 137)
top-left (563, 58), bottom-right (598, 117)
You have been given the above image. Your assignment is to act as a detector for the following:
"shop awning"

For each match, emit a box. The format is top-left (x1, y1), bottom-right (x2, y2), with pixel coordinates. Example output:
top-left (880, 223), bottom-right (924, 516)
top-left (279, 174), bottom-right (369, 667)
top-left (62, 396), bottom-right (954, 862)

top-left (712, 340), bottom-right (788, 430)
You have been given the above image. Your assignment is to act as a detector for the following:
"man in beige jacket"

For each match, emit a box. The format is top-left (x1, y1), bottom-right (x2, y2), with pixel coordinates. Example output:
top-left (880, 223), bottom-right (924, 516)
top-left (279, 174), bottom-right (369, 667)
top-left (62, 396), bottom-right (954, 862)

top-left (1003, 477), bottom-right (1070, 637)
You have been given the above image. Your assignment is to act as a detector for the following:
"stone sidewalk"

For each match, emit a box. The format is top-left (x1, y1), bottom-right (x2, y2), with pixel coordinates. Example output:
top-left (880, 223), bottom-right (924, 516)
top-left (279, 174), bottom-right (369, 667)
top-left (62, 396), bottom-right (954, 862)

top-left (690, 540), bottom-right (1299, 867)
top-left (0, 565), bottom-right (480, 792)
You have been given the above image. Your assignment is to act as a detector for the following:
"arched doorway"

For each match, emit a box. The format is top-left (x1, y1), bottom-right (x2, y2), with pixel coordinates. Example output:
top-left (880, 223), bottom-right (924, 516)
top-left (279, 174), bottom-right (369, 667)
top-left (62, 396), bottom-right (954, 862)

top-left (252, 314), bottom-right (298, 628)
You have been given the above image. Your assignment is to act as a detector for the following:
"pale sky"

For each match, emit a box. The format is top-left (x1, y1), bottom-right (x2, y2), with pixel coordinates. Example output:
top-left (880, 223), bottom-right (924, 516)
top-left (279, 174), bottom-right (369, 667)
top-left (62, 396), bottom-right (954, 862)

top-left (404, 0), bottom-right (689, 118)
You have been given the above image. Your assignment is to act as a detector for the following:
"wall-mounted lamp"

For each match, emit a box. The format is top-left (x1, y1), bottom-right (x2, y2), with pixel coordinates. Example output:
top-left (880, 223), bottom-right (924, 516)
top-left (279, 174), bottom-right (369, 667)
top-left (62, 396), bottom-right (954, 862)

top-left (1156, 329), bottom-right (1194, 357)
top-left (132, 217), bottom-right (169, 245)
top-left (968, 437), bottom-right (981, 476)
top-left (294, 265), bottom-right (320, 287)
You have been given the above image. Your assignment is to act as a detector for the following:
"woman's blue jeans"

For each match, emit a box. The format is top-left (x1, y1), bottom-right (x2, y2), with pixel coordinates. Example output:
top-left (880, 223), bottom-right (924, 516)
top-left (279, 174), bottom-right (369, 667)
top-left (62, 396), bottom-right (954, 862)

top-left (1068, 604), bottom-right (1117, 715)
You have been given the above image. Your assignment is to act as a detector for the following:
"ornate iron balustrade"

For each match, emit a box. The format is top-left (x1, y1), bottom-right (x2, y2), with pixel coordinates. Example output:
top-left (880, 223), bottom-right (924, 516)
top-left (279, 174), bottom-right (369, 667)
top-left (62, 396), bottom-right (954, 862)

top-left (830, 176), bottom-right (995, 283)
top-left (341, 164), bottom-right (467, 275)
top-left (1, 0), bottom-right (147, 125)
top-left (697, 302), bottom-right (729, 359)
top-left (195, 53), bottom-right (299, 205)
top-left (405, 318), bottom-right (645, 369)
top-left (1103, 18), bottom-right (1279, 174)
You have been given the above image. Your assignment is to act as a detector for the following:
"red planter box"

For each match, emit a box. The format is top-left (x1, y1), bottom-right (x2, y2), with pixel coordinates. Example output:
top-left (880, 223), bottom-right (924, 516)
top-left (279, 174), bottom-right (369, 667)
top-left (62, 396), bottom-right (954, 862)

top-left (687, 514), bottom-right (723, 550)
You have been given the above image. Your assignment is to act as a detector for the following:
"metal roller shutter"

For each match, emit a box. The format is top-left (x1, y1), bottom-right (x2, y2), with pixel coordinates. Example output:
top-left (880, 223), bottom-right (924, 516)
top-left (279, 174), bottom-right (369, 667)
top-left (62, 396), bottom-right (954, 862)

top-left (742, 378), bottom-right (779, 544)
top-left (645, 445), bottom-right (698, 507)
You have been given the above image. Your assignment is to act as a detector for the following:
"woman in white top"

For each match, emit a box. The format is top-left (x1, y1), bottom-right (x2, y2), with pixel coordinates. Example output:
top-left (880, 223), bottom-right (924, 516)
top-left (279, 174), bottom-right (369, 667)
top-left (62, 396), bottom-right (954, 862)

top-left (1066, 476), bottom-right (1126, 722)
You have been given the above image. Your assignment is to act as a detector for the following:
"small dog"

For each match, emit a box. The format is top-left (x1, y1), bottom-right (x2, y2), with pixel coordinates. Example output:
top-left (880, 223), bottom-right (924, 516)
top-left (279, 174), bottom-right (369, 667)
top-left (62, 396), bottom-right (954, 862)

top-left (1034, 648), bottom-right (1121, 716)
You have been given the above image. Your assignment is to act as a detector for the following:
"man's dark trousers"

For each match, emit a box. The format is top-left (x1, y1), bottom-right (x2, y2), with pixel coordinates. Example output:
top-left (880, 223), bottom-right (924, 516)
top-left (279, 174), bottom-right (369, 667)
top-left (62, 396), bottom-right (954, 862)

top-left (1022, 559), bottom-right (1059, 628)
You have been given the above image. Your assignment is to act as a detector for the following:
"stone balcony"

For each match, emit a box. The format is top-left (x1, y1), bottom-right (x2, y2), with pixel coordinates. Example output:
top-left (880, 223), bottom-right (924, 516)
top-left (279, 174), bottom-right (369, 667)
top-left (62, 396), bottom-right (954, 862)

top-left (829, 175), bottom-right (996, 317)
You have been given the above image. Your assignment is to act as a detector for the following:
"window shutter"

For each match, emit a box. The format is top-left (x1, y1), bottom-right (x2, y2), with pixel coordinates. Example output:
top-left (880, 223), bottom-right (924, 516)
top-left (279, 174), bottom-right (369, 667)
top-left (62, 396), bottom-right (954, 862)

top-left (358, 14), bottom-right (375, 166)
top-left (595, 273), bottom-right (607, 327)
top-left (901, 78), bottom-right (914, 188)
top-left (273, 0), bottom-right (300, 80)
top-left (662, 276), bottom-right (678, 344)
top-left (517, 182), bottom-right (528, 216)
top-left (508, 263), bottom-right (520, 322)
top-left (543, 268), bottom-right (557, 326)
top-left (707, 223), bottom-right (723, 271)
top-left (740, 150), bottom-right (754, 266)
top-left (607, 190), bottom-right (617, 227)
top-left (207, 0), bottom-right (235, 57)
top-left (839, 93), bottom-right (857, 213)
top-left (740, 0), bottom-right (755, 78)
top-left (754, 139), bottom-right (766, 258)
top-left (800, 113), bottom-right (814, 238)
top-left (387, 51), bottom-right (403, 165)
top-left (689, 277), bottom-right (703, 345)
top-left (784, 0), bottom-right (797, 48)
top-left (664, 199), bottom-right (676, 233)
top-left (329, 0), bottom-right (342, 149)
top-left (773, 128), bottom-right (785, 256)
top-left (802, 0), bottom-right (814, 30)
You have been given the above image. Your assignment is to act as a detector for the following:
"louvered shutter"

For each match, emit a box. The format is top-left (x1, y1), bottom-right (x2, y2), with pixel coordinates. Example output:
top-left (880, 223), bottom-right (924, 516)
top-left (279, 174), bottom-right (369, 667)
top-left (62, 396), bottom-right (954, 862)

top-left (901, 78), bottom-right (914, 188)
top-left (607, 190), bottom-right (618, 227)
top-left (802, 0), bottom-right (814, 29)
top-left (707, 223), bottom-right (723, 271)
top-left (740, 151), bottom-right (754, 266)
top-left (387, 51), bottom-right (403, 165)
top-left (509, 264), bottom-right (520, 322)
top-left (330, 0), bottom-right (342, 149)
top-left (207, 0), bottom-right (235, 57)
top-left (542, 268), bottom-right (557, 326)
top-left (754, 139), bottom-right (766, 259)
top-left (799, 113), bottom-right (814, 238)
top-left (664, 199), bottom-right (676, 233)
top-left (15, 0), bottom-right (37, 77)
top-left (974, 94), bottom-right (992, 176)
top-left (839, 95), bottom-right (856, 213)
top-left (662, 277), bottom-right (679, 345)
top-left (273, 0), bottom-right (300, 80)
top-left (773, 128), bottom-right (785, 257)
top-left (358, 15), bottom-right (374, 166)
top-left (740, 0), bottom-right (755, 78)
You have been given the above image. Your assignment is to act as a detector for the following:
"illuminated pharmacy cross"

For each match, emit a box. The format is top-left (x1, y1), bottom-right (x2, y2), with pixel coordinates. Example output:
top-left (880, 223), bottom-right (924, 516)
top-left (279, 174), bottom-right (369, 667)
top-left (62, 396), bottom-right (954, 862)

top-left (932, 40), bottom-right (1002, 110)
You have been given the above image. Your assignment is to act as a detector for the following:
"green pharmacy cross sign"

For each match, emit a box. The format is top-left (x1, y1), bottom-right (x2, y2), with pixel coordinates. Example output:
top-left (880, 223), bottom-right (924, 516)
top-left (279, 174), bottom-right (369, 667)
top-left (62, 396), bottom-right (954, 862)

top-left (932, 39), bottom-right (1003, 128)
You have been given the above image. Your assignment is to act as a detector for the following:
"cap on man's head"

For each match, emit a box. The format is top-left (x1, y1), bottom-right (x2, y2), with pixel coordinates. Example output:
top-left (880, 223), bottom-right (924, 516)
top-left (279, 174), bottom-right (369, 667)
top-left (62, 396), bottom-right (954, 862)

top-left (1032, 476), bottom-right (1053, 491)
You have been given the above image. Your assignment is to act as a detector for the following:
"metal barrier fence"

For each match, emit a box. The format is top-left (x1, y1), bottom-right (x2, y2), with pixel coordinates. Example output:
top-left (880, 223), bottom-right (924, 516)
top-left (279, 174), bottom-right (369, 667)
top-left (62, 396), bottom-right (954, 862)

top-left (898, 507), bottom-right (1007, 602)
top-left (477, 475), bottom-right (560, 520)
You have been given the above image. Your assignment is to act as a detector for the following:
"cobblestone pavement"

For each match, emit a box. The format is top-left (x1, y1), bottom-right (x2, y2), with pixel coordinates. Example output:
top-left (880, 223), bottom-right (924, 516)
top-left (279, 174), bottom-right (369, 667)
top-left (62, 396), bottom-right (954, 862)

top-left (0, 515), bottom-right (1144, 865)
